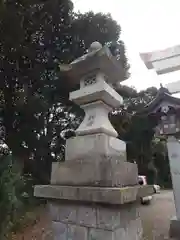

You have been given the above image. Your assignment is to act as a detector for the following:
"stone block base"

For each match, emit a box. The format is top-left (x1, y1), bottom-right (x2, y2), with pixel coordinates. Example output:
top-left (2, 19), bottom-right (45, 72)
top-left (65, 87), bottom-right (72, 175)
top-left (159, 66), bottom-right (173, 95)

top-left (49, 201), bottom-right (143, 240)
top-left (169, 216), bottom-right (180, 239)
top-left (35, 185), bottom-right (153, 239)
top-left (34, 185), bottom-right (153, 205)
top-left (51, 159), bottom-right (138, 187)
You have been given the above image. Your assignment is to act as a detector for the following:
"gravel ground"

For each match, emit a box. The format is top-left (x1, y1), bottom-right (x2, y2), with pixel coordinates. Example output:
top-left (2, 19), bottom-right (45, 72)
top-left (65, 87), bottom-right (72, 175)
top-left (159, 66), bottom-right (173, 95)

top-left (13, 190), bottom-right (175, 240)
top-left (141, 190), bottom-right (175, 240)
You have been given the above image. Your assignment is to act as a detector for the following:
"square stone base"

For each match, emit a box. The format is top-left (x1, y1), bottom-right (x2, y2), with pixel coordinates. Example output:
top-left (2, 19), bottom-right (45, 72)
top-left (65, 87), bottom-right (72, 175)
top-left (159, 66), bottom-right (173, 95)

top-left (49, 201), bottom-right (143, 240)
top-left (51, 160), bottom-right (138, 187)
top-left (35, 185), bottom-right (153, 239)
top-left (169, 216), bottom-right (180, 238)
top-left (34, 185), bottom-right (153, 205)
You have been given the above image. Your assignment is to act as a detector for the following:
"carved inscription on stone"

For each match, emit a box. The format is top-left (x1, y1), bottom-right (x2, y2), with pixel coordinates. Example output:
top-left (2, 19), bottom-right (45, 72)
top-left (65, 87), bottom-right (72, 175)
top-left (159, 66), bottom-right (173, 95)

top-left (86, 115), bottom-right (95, 127)
top-left (172, 169), bottom-right (180, 176)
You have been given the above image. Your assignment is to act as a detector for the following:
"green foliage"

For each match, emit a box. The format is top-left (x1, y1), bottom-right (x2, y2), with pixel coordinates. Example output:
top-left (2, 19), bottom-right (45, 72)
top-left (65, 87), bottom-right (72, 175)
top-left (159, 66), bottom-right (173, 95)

top-left (0, 145), bottom-right (22, 238)
top-left (152, 139), bottom-right (171, 188)
top-left (0, 132), bottom-right (41, 237)
top-left (112, 85), bottom-right (171, 186)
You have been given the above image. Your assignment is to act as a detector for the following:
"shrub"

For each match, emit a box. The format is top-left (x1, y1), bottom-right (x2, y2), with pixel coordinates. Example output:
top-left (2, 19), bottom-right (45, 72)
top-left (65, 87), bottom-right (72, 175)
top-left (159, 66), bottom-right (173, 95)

top-left (0, 144), bottom-right (22, 239)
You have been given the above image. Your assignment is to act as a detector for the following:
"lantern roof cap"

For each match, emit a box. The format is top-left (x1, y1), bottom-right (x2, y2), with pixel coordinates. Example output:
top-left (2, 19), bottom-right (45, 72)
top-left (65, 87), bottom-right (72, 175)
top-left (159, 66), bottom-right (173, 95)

top-left (59, 42), bottom-right (124, 89)
top-left (138, 84), bottom-right (180, 115)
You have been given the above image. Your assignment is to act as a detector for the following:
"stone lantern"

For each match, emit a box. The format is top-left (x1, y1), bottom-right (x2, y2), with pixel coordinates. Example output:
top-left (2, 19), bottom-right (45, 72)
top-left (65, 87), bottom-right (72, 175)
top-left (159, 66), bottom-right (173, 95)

top-left (34, 42), bottom-right (153, 240)
top-left (139, 85), bottom-right (180, 239)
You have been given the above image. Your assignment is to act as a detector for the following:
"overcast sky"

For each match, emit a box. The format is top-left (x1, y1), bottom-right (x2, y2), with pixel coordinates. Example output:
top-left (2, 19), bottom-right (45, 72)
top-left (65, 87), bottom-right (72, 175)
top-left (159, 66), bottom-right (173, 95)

top-left (73, 0), bottom-right (180, 91)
